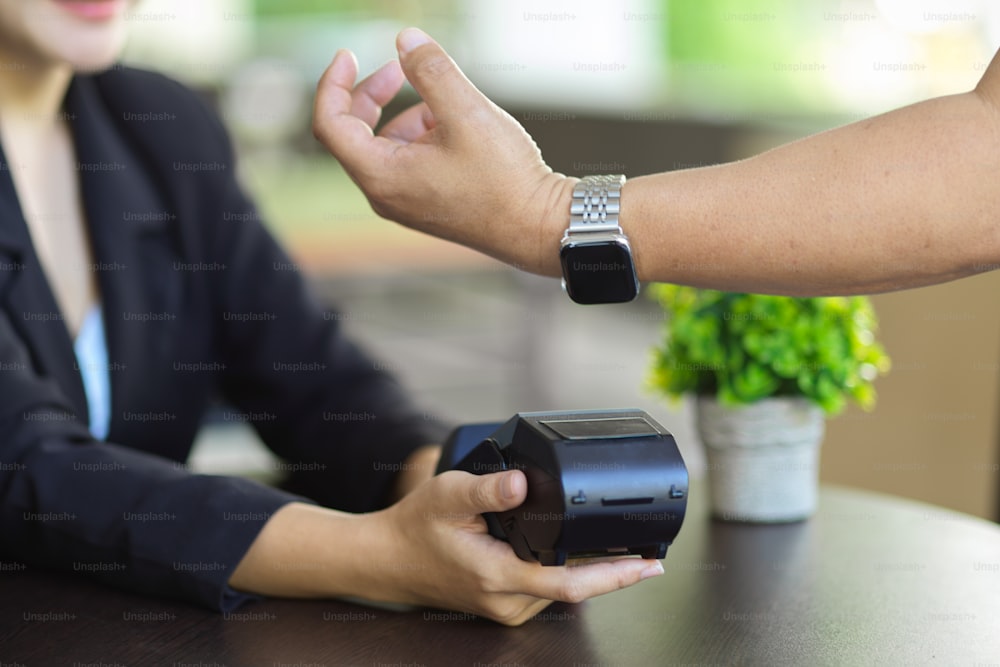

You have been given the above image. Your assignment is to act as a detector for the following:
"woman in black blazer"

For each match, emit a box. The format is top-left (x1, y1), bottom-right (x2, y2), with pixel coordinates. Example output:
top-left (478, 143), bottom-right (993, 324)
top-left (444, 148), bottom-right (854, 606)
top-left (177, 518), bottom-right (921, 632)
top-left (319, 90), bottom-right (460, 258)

top-left (0, 1), bottom-right (661, 625)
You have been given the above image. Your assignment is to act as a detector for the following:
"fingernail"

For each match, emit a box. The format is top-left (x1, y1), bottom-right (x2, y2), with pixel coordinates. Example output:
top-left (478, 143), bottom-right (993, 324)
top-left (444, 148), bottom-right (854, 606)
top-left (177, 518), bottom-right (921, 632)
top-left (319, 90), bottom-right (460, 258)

top-left (640, 561), bottom-right (664, 580)
top-left (398, 27), bottom-right (432, 54)
top-left (501, 472), bottom-right (517, 500)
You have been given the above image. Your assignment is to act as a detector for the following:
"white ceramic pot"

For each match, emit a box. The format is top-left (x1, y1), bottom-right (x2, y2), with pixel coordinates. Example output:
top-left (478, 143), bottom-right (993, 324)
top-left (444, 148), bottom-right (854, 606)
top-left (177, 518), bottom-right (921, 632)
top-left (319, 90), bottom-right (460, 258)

top-left (696, 396), bottom-right (825, 523)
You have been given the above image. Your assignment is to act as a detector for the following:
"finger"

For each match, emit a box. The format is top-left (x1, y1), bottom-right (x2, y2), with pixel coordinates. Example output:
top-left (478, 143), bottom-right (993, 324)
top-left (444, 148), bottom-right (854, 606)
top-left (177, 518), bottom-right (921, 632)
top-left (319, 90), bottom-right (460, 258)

top-left (378, 102), bottom-right (436, 144)
top-left (315, 48), bottom-right (360, 117)
top-left (350, 59), bottom-right (406, 129)
top-left (517, 558), bottom-right (664, 604)
top-left (436, 469), bottom-right (527, 516)
top-left (313, 50), bottom-right (393, 174)
top-left (395, 27), bottom-right (490, 126)
top-left (469, 469), bottom-right (527, 513)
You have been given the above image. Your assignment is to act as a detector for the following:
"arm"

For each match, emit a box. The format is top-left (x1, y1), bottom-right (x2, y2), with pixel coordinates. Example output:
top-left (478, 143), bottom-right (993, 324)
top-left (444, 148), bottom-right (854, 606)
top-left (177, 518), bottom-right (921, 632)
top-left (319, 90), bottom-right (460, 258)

top-left (624, 68), bottom-right (1000, 295)
top-left (0, 308), bottom-right (299, 611)
top-left (313, 29), bottom-right (1000, 296)
top-left (229, 468), bottom-right (663, 626)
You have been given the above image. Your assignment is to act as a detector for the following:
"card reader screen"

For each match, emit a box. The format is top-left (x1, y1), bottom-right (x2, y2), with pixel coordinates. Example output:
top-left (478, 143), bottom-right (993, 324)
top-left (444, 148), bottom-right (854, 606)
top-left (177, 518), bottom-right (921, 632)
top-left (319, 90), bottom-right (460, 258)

top-left (541, 417), bottom-right (660, 441)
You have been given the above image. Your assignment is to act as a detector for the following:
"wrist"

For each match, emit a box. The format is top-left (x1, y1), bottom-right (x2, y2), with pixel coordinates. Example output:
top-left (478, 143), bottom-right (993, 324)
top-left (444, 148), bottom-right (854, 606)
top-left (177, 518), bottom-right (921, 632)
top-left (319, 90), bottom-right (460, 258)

top-left (304, 506), bottom-right (402, 602)
top-left (337, 506), bottom-right (419, 605)
top-left (558, 174), bottom-right (639, 304)
top-left (532, 173), bottom-right (578, 277)
top-left (618, 176), bottom-right (642, 283)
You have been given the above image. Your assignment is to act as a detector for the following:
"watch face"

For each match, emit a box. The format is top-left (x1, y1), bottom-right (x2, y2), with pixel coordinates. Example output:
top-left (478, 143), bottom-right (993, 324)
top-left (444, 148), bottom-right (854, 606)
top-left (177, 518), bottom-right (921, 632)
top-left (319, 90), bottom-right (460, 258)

top-left (560, 239), bottom-right (639, 305)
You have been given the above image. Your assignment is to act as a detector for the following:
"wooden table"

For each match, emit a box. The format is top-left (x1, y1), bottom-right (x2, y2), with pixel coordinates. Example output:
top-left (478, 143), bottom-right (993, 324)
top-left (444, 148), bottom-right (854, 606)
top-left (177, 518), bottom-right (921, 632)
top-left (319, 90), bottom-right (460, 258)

top-left (3, 485), bottom-right (999, 665)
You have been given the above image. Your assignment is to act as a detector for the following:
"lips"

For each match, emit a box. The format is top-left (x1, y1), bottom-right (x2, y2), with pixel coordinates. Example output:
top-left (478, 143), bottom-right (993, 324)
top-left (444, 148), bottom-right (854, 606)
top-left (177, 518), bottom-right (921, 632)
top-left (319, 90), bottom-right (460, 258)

top-left (52, 0), bottom-right (129, 22)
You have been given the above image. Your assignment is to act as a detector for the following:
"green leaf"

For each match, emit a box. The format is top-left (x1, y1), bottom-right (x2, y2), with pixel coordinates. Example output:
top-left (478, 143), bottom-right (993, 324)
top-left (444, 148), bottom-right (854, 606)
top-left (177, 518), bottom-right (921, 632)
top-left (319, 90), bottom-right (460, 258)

top-left (646, 284), bottom-right (891, 414)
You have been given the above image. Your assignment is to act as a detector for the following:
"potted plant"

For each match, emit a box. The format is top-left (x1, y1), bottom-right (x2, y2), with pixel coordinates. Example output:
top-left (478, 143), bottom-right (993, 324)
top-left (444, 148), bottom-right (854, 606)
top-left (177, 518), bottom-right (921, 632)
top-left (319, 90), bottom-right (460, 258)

top-left (647, 285), bottom-right (890, 522)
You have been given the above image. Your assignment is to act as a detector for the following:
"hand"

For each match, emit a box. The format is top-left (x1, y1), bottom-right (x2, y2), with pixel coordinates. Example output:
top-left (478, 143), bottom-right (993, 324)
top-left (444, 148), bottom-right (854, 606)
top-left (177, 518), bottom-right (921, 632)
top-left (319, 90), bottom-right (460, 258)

top-left (362, 468), bottom-right (664, 626)
top-left (230, 470), bottom-right (663, 626)
top-left (312, 28), bottom-right (573, 277)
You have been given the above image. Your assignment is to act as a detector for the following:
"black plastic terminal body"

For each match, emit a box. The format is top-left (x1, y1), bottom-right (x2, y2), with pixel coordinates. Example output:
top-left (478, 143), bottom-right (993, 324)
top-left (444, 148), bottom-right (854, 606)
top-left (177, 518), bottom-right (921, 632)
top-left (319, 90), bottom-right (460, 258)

top-left (436, 409), bottom-right (689, 566)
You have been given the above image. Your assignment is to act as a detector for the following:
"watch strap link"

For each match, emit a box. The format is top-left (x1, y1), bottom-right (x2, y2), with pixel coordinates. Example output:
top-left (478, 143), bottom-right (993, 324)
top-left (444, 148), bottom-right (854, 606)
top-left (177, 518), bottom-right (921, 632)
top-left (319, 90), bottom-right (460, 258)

top-left (568, 174), bottom-right (626, 234)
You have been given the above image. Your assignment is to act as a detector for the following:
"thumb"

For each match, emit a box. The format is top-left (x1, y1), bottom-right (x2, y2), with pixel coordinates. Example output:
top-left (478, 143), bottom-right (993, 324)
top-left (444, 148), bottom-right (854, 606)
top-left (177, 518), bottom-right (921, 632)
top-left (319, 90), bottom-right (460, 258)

top-left (395, 27), bottom-right (488, 125)
top-left (446, 469), bottom-right (527, 516)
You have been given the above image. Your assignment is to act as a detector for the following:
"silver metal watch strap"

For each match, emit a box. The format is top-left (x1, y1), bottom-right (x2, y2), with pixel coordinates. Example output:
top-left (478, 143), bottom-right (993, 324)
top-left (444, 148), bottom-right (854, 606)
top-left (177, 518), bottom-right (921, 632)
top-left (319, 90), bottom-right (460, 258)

top-left (568, 174), bottom-right (626, 234)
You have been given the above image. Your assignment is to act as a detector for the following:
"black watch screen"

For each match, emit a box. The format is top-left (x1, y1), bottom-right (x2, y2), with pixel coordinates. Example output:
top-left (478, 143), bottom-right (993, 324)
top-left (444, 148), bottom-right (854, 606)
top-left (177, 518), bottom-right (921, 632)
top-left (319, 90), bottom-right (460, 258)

top-left (560, 239), bottom-right (639, 305)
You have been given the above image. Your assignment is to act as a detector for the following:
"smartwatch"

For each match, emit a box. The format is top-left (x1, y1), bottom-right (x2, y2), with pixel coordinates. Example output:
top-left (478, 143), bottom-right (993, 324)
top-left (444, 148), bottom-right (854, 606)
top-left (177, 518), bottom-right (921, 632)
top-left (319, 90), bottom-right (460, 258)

top-left (559, 174), bottom-right (639, 305)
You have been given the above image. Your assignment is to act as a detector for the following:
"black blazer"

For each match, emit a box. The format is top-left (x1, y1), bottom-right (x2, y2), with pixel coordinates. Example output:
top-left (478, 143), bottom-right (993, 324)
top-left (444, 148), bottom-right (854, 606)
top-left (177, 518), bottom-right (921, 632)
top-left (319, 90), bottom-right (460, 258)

top-left (0, 67), bottom-right (446, 610)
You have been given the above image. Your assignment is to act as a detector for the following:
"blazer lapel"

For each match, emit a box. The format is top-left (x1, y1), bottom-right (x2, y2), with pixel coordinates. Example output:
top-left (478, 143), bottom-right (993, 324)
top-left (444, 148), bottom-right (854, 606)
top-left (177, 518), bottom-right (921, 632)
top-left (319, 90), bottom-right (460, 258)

top-left (0, 145), bottom-right (28, 263)
top-left (63, 76), bottom-right (181, 442)
top-left (0, 141), bottom-right (88, 418)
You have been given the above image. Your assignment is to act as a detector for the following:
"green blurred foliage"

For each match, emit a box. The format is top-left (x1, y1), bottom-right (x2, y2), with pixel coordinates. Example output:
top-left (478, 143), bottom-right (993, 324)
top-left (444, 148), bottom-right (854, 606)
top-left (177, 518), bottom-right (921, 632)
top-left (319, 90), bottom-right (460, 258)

top-left (648, 285), bottom-right (890, 415)
top-left (665, 0), bottom-right (838, 113)
top-left (253, 0), bottom-right (362, 16)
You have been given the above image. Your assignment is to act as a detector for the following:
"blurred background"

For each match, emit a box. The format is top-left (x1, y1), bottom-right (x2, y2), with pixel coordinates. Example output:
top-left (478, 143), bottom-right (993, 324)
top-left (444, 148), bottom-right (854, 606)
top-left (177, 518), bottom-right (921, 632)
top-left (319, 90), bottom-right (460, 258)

top-left (121, 0), bottom-right (1000, 520)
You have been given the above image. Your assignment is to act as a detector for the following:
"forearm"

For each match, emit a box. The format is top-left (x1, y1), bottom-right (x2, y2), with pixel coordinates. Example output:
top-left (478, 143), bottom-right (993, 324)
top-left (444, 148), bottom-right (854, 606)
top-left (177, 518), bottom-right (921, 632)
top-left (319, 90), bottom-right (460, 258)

top-left (228, 502), bottom-right (380, 599)
top-left (616, 89), bottom-right (1000, 295)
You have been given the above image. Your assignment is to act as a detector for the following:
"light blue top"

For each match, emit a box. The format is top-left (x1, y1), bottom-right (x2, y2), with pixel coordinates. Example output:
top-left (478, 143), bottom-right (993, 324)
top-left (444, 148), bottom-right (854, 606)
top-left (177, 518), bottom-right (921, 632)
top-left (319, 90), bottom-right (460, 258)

top-left (73, 305), bottom-right (111, 441)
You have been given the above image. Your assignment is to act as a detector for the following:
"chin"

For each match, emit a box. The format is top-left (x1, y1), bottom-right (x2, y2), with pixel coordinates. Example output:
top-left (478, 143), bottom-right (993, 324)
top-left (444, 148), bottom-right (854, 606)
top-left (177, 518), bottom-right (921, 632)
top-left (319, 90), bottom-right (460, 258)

top-left (57, 34), bottom-right (130, 73)
top-left (9, 0), bottom-right (132, 72)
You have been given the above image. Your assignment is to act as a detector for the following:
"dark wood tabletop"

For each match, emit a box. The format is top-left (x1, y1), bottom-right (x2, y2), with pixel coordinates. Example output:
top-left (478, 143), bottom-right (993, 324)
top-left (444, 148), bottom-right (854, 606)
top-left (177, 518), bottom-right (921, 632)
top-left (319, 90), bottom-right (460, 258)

top-left (3, 484), bottom-right (999, 666)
